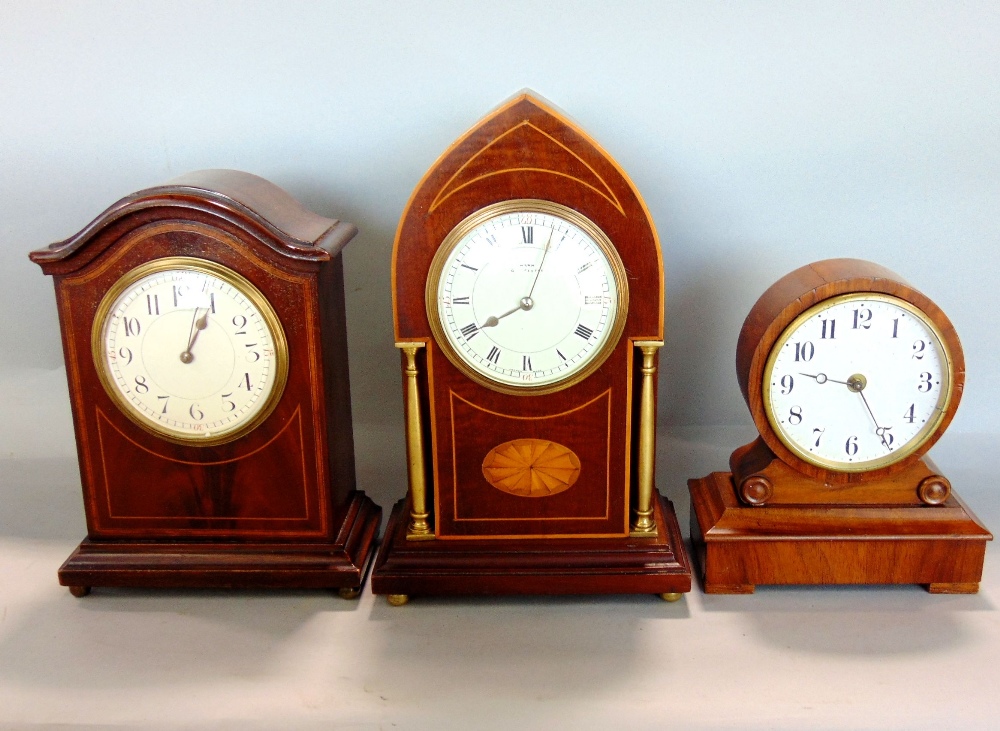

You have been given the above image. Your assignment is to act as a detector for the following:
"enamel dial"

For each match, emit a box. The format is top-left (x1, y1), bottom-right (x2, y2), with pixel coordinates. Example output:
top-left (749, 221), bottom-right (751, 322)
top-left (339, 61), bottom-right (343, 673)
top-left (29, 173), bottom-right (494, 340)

top-left (93, 257), bottom-right (288, 445)
top-left (764, 293), bottom-right (953, 472)
top-left (427, 200), bottom-right (628, 394)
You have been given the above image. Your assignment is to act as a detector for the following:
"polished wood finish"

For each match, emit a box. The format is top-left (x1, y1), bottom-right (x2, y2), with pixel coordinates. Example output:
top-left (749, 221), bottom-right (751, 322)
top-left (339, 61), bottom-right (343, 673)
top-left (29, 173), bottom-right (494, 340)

top-left (691, 259), bottom-right (990, 592)
top-left (31, 170), bottom-right (380, 594)
top-left (57, 493), bottom-right (380, 590)
top-left (729, 438), bottom-right (950, 506)
top-left (375, 92), bottom-right (689, 597)
top-left (690, 471), bottom-right (990, 593)
top-left (736, 258), bottom-right (964, 484)
top-left (373, 492), bottom-right (690, 597)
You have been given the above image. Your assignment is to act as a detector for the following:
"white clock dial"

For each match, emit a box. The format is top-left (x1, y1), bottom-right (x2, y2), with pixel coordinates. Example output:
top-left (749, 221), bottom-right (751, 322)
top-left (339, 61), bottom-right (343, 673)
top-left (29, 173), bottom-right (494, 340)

top-left (427, 201), bottom-right (628, 393)
top-left (93, 258), bottom-right (288, 445)
top-left (764, 293), bottom-right (953, 471)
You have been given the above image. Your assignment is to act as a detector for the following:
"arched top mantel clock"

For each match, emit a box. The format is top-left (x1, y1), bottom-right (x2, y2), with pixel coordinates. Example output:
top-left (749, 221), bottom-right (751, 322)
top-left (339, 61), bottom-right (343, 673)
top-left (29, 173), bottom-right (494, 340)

top-left (31, 170), bottom-right (381, 596)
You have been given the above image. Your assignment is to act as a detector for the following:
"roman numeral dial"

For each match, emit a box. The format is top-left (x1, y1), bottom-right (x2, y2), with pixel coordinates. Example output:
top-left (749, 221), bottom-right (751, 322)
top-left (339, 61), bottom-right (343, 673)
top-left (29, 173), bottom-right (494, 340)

top-left (428, 200), bottom-right (628, 393)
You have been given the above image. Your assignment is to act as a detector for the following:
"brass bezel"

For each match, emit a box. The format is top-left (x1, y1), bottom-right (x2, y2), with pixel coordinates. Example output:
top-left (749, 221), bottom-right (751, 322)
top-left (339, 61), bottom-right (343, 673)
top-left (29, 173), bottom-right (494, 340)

top-left (762, 292), bottom-right (954, 473)
top-left (425, 199), bottom-right (629, 396)
top-left (92, 256), bottom-right (289, 446)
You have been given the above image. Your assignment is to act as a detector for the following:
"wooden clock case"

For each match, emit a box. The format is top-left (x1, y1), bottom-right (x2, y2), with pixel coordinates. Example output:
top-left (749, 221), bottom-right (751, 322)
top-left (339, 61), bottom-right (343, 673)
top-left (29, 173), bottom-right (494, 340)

top-left (30, 170), bottom-right (381, 596)
top-left (372, 93), bottom-right (691, 601)
top-left (689, 259), bottom-right (991, 594)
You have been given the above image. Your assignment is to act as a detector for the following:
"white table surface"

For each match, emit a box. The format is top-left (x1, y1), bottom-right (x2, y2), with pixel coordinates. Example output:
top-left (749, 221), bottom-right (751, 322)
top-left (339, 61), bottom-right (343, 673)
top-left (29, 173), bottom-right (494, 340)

top-left (1, 371), bottom-right (997, 730)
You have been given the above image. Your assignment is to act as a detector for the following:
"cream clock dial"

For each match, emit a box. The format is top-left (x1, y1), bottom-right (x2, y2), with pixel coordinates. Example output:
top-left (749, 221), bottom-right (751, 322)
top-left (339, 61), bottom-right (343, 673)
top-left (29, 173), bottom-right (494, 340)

top-left (764, 293), bottom-right (953, 471)
top-left (427, 200), bottom-right (628, 393)
top-left (93, 257), bottom-right (288, 445)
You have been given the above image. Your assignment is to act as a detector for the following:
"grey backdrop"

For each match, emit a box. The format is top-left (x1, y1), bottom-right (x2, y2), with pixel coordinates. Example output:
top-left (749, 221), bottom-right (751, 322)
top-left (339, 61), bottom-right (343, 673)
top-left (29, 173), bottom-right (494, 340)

top-left (3, 1), bottom-right (998, 490)
top-left (4, 4), bottom-right (1000, 728)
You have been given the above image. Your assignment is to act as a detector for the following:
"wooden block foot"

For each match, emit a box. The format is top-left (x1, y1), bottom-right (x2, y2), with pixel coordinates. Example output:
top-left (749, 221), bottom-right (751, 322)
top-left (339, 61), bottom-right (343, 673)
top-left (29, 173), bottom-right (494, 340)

top-left (704, 583), bottom-right (755, 595)
top-left (927, 582), bottom-right (980, 594)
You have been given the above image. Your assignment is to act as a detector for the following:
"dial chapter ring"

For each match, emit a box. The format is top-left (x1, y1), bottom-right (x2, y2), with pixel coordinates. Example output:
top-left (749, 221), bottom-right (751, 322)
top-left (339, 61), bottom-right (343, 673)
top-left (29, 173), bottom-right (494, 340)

top-left (738, 259), bottom-right (965, 483)
top-left (91, 256), bottom-right (289, 446)
top-left (424, 199), bottom-right (629, 396)
top-left (761, 292), bottom-right (954, 473)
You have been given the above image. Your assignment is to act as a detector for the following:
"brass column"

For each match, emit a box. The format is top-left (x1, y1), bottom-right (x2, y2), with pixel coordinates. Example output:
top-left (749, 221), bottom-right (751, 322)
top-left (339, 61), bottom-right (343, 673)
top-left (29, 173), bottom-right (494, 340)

top-left (396, 342), bottom-right (433, 540)
top-left (631, 341), bottom-right (663, 537)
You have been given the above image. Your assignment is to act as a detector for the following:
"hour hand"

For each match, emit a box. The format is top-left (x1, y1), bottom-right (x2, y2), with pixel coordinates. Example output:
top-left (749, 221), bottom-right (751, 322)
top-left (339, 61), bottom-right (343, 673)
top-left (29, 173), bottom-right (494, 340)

top-left (481, 297), bottom-right (533, 328)
top-left (799, 372), bottom-right (850, 386)
top-left (180, 309), bottom-right (209, 364)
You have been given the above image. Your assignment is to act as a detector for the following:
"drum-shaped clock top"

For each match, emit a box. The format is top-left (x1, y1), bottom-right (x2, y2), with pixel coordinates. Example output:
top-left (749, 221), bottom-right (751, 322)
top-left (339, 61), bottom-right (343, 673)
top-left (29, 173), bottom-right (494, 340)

top-left (688, 258), bottom-right (990, 595)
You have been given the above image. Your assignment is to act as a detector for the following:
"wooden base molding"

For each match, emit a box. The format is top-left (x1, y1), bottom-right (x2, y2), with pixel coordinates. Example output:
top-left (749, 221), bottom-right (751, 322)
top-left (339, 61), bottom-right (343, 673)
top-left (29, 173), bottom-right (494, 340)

top-left (371, 490), bottom-right (691, 600)
top-left (689, 472), bottom-right (991, 594)
top-left (58, 492), bottom-right (381, 595)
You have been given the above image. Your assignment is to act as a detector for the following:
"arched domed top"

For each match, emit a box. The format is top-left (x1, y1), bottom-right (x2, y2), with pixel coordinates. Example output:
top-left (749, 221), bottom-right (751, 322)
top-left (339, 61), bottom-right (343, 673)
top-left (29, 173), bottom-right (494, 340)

top-left (31, 170), bottom-right (356, 275)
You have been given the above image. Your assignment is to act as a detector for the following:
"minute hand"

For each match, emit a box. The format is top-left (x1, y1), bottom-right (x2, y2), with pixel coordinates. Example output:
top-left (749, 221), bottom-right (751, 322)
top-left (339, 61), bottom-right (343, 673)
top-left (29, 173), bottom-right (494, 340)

top-left (856, 388), bottom-right (892, 448)
top-left (525, 227), bottom-right (555, 300)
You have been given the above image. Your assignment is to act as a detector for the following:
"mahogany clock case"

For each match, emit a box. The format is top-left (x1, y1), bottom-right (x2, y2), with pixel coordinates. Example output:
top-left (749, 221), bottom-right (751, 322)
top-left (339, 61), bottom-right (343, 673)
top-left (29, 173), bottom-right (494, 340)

top-left (689, 259), bottom-right (991, 594)
top-left (373, 93), bottom-right (691, 600)
top-left (30, 170), bottom-right (381, 595)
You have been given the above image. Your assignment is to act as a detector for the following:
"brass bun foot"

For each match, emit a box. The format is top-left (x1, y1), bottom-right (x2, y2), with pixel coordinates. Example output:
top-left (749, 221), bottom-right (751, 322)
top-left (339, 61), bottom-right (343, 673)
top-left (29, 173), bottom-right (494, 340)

top-left (68, 586), bottom-right (91, 598)
top-left (387, 594), bottom-right (410, 606)
top-left (659, 592), bottom-right (682, 602)
top-left (338, 586), bottom-right (361, 600)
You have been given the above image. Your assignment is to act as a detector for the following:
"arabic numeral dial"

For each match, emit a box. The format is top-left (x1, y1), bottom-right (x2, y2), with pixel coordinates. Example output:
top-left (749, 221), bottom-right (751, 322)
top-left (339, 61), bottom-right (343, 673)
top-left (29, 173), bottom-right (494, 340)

top-left (765, 294), bottom-right (951, 470)
top-left (95, 259), bottom-right (287, 444)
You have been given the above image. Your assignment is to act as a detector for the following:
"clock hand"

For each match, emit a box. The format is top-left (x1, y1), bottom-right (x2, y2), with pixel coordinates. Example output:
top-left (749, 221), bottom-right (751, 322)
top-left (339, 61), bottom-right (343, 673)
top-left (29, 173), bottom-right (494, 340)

top-left (798, 372), bottom-right (851, 386)
top-left (854, 380), bottom-right (893, 449)
top-left (481, 297), bottom-right (533, 328)
top-left (526, 227), bottom-right (555, 301)
top-left (481, 229), bottom-right (556, 329)
top-left (801, 371), bottom-right (890, 446)
top-left (179, 308), bottom-right (209, 364)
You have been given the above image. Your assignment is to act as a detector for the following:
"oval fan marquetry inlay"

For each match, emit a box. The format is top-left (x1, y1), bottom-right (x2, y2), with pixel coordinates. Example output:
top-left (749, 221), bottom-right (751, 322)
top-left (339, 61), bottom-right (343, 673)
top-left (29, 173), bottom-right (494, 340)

top-left (481, 439), bottom-right (581, 498)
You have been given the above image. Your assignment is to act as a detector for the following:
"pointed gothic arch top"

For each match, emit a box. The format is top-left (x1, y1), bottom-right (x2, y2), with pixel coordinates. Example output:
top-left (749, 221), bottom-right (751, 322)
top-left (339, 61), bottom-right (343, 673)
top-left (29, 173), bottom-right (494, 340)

top-left (393, 92), bottom-right (663, 341)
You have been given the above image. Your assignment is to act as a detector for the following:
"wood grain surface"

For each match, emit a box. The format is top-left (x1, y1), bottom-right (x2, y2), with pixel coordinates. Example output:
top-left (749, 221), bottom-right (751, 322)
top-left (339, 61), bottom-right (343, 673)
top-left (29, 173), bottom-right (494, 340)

top-left (31, 170), bottom-right (380, 593)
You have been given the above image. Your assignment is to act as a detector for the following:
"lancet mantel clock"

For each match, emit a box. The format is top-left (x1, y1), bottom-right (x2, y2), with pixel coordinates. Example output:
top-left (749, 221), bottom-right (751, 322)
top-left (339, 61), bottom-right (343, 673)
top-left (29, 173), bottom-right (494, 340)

top-left (30, 170), bottom-right (381, 596)
top-left (689, 258), bottom-right (990, 593)
top-left (371, 92), bottom-right (691, 603)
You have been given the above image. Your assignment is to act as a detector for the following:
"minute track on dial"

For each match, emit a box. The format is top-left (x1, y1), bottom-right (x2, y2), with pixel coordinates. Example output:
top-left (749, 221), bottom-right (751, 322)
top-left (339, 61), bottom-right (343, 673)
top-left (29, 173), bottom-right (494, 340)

top-left (427, 200), bottom-right (628, 394)
top-left (764, 293), bottom-right (951, 471)
top-left (94, 257), bottom-right (288, 445)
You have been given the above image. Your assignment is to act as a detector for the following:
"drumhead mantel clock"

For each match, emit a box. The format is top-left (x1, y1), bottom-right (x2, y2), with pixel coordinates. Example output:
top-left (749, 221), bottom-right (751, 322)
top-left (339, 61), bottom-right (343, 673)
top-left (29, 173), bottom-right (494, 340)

top-left (689, 259), bottom-right (991, 593)
top-left (30, 170), bottom-right (381, 596)
top-left (371, 92), bottom-right (691, 603)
